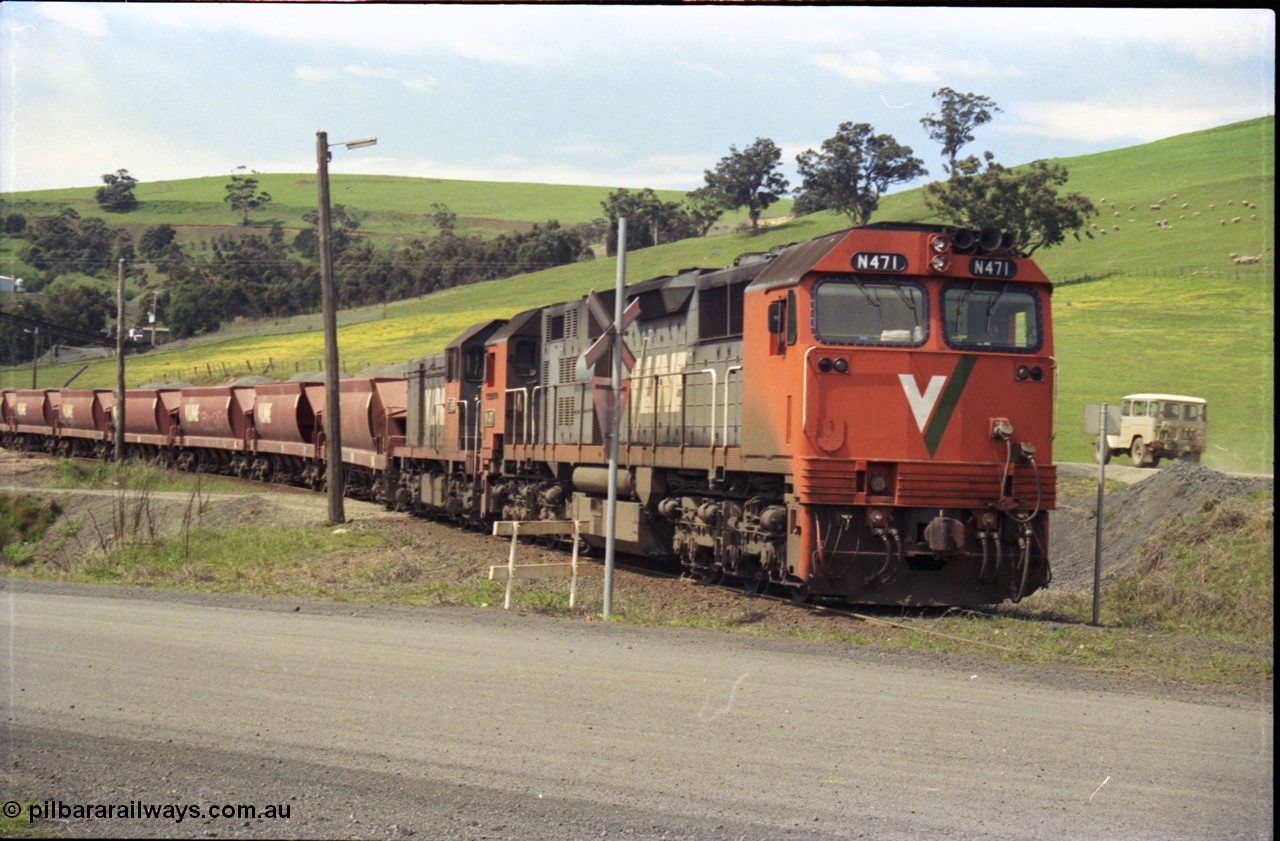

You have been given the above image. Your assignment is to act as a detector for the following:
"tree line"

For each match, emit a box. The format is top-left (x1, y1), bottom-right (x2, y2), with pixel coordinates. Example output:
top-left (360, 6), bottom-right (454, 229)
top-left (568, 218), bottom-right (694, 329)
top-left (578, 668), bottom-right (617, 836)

top-left (0, 88), bottom-right (1094, 364)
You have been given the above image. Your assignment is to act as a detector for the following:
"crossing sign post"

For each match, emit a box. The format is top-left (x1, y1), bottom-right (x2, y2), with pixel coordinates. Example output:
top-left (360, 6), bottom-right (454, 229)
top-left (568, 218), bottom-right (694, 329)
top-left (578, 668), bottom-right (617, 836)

top-left (575, 217), bottom-right (635, 619)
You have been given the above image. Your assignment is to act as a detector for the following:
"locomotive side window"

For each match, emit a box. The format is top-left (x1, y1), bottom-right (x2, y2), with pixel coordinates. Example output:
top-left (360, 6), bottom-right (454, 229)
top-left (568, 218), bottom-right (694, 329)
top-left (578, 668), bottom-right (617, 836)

top-left (463, 347), bottom-right (486, 383)
top-left (812, 278), bottom-right (926, 345)
top-left (942, 282), bottom-right (1042, 353)
top-left (512, 338), bottom-right (538, 378)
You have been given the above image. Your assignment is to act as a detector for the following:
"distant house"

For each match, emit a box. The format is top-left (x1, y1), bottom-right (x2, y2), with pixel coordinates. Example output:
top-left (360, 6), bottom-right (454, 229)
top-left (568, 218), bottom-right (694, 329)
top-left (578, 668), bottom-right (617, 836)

top-left (0, 275), bottom-right (24, 293)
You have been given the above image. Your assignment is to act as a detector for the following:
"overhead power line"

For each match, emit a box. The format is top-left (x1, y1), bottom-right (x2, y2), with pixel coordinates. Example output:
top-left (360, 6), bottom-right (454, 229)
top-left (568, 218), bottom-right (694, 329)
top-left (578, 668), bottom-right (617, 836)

top-left (0, 309), bottom-right (116, 347)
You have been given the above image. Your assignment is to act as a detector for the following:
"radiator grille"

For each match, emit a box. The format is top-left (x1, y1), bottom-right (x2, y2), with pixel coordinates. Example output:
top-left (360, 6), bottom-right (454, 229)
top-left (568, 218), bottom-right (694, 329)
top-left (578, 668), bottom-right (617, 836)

top-left (556, 396), bottom-right (577, 428)
top-left (558, 357), bottom-right (576, 385)
top-left (798, 459), bottom-right (1056, 508)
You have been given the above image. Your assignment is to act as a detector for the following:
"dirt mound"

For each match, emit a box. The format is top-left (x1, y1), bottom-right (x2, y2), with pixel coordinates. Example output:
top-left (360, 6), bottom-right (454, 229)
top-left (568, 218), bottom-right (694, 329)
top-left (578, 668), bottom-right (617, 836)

top-left (1049, 460), bottom-right (1273, 590)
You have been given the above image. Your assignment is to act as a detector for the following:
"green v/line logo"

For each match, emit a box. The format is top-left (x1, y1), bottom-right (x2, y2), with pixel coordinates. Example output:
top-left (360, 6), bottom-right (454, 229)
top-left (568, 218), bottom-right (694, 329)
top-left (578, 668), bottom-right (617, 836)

top-left (898, 356), bottom-right (976, 457)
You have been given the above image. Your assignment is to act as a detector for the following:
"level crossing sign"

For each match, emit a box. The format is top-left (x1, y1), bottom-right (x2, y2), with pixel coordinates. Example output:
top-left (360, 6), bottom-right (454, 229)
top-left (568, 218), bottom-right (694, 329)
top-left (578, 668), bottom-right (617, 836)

top-left (577, 290), bottom-right (641, 436)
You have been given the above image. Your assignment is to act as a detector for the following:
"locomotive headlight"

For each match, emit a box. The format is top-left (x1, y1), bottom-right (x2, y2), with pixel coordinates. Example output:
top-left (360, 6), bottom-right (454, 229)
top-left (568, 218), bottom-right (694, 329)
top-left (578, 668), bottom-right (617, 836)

top-left (1016, 365), bottom-right (1031, 381)
top-left (833, 358), bottom-right (848, 374)
top-left (867, 507), bottom-right (887, 526)
top-left (869, 475), bottom-right (887, 494)
top-left (930, 234), bottom-right (950, 253)
top-left (817, 357), bottom-right (833, 373)
top-left (930, 255), bottom-right (949, 273)
top-left (979, 510), bottom-right (998, 529)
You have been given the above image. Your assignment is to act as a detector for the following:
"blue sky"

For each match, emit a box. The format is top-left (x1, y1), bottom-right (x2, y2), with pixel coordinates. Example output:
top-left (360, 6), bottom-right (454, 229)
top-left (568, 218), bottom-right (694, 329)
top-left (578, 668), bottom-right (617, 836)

top-left (1, 3), bottom-right (1274, 195)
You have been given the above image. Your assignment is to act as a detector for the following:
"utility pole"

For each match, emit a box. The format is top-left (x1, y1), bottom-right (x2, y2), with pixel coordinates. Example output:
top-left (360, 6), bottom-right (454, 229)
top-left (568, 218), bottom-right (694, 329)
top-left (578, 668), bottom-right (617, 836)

top-left (315, 131), bottom-right (376, 525)
top-left (317, 131), bottom-right (344, 525)
top-left (115, 258), bottom-right (126, 461)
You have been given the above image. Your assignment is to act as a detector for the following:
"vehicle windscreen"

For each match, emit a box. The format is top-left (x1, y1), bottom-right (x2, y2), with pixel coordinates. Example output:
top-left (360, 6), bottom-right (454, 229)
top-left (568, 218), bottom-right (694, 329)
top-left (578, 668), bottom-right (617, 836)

top-left (812, 278), bottom-right (926, 345)
top-left (942, 282), bottom-right (1042, 352)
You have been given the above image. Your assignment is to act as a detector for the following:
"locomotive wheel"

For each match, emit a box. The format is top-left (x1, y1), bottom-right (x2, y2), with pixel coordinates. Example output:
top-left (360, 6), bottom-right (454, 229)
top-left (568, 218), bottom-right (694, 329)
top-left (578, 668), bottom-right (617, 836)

top-left (687, 565), bottom-right (721, 586)
top-left (738, 565), bottom-right (767, 595)
top-left (789, 582), bottom-right (811, 605)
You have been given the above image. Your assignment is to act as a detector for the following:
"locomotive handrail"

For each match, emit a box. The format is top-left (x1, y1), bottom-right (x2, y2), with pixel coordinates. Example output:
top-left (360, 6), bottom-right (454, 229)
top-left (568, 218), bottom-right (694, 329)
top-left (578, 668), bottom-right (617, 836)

top-left (503, 387), bottom-right (531, 444)
top-left (455, 397), bottom-right (467, 455)
top-left (471, 396), bottom-right (482, 475)
top-left (802, 346), bottom-right (819, 433)
top-left (531, 385), bottom-right (546, 444)
top-left (722, 365), bottom-right (742, 449)
top-left (697, 368), bottom-right (717, 448)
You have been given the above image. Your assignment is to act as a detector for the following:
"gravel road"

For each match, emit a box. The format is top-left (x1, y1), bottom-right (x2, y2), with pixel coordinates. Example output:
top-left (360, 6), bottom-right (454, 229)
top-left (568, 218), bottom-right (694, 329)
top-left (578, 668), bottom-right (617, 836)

top-left (2, 580), bottom-right (1272, 840)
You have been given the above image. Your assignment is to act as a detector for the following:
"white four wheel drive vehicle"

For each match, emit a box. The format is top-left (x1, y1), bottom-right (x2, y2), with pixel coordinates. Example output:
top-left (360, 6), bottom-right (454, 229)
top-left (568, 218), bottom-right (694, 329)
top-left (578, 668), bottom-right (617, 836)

top-left (1099, 393), bottom-right (1207, 468)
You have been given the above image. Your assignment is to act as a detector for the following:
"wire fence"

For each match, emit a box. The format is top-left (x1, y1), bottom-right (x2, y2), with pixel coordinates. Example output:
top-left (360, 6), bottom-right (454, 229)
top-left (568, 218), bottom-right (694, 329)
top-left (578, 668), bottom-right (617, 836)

top-left (150, 356), bottom-right (409, 385)
top-left (1055, 261), bottom-right (1273, 286)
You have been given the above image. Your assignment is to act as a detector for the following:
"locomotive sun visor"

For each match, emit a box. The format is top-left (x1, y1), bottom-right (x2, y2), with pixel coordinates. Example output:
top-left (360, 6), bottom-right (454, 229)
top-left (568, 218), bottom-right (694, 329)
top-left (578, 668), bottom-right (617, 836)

top-left (445, 318), bottom-right (508, 351)
top-left (488, 308), bottom-right (542, 344)
top-left (748, 229), bottom-right (849, 292)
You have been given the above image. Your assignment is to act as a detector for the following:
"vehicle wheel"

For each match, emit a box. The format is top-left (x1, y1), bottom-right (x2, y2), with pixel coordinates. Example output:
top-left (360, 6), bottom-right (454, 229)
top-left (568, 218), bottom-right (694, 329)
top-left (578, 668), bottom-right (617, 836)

top-left (1130, 437), bottom-right (1149, 467)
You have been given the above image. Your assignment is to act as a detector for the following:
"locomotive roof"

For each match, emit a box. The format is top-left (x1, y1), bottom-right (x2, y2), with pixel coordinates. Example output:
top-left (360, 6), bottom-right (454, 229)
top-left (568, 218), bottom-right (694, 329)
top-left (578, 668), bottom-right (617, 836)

top-left (747, 229), bottom-right (851, 293)
top-left (446, 317), bottom-right (508, 350)
top-left (488, 307), bottom-right (542, 343)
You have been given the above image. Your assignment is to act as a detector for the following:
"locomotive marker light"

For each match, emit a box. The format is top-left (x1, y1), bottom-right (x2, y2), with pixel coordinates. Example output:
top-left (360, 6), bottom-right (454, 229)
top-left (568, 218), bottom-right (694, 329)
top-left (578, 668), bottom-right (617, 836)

top-left (316, 131), bottom-right (377, 525)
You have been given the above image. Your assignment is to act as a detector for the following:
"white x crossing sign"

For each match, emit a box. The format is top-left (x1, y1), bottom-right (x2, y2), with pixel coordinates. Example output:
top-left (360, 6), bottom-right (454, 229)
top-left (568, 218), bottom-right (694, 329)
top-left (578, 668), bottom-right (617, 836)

top-left (576, 290), bottom-right (640, 381)
top-left (576, 289), bottom-right (641, 436)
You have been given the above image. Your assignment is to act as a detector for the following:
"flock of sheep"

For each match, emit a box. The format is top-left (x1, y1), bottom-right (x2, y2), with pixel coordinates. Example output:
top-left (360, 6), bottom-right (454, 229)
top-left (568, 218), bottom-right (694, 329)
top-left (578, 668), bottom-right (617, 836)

top-left (1080, 193), bottom-right (1265, 265)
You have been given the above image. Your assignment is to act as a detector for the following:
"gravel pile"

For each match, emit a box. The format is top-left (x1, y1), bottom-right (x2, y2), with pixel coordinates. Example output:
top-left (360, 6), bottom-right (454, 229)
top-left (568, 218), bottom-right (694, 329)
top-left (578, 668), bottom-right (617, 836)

top-left (1049, 460), bottom-right (1273, 589)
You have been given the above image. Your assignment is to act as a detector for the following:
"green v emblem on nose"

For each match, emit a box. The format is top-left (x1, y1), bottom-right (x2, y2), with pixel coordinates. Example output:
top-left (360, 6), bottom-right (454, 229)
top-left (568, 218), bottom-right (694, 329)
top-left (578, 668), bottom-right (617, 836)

top-left (898, 356), bottom-right (976, 457)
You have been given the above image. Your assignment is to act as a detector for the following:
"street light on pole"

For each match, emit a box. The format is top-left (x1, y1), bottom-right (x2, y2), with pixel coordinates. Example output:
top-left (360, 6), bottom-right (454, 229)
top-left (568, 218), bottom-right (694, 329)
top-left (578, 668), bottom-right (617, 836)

top-left (316, 131), bottom-right (377, 526)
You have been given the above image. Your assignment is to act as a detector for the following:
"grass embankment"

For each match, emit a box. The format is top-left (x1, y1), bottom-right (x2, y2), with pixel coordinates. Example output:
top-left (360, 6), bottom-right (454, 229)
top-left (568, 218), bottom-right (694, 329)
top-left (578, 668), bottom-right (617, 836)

top-left (2, 459), bottom-right (1271, 690)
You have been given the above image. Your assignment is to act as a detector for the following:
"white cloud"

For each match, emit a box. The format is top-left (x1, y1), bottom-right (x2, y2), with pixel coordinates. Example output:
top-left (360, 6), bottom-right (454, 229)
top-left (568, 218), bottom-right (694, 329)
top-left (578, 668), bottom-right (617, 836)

top-left (37, 2), bottom-right (107, 37)
top-left (295, 63), bottom-right (437, 92)
top-left (549, 134), bottom-right (623, 159)
top-left (811, 48), bottom-right (1022, 88)
top-left (401, 76), bottom-right (439, 93)
top-left (811, 51), bottom-right (889, 85)
top-left (1012, 99), bottom-right (1263, 144)
top-left (344, 64), bottom-right (398, 81)
top-left (675, 61), bottom-right (728, 80)
top-left (295, 65), bottom-right (337, 82)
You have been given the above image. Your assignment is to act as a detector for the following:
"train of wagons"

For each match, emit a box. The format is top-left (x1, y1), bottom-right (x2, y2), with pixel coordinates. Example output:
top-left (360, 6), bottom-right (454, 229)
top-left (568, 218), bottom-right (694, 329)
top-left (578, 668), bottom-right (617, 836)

top-left (2, 222), bottom-right (1057, 606)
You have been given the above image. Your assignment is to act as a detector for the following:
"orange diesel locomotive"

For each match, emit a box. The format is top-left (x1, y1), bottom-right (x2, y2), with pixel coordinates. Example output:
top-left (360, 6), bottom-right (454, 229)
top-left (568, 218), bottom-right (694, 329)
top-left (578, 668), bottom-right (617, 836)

top-left (3, 223), bottom-right (1055, 606)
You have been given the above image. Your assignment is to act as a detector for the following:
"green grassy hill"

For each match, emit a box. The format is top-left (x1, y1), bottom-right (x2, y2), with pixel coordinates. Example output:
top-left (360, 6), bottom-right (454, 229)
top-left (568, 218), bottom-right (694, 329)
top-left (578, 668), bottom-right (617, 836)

top-left (0, 174), bottom-right (729, 246)
top-left (1, 117), bottom-right (1273, 472)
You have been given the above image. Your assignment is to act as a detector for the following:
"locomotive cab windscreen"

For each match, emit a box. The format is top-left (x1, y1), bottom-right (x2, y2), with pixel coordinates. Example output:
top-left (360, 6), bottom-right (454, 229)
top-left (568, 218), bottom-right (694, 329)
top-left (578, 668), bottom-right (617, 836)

top-left (813, 277), bottom-right (926, 345)
top-left (941, 282), bottom-right (1042, 352)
